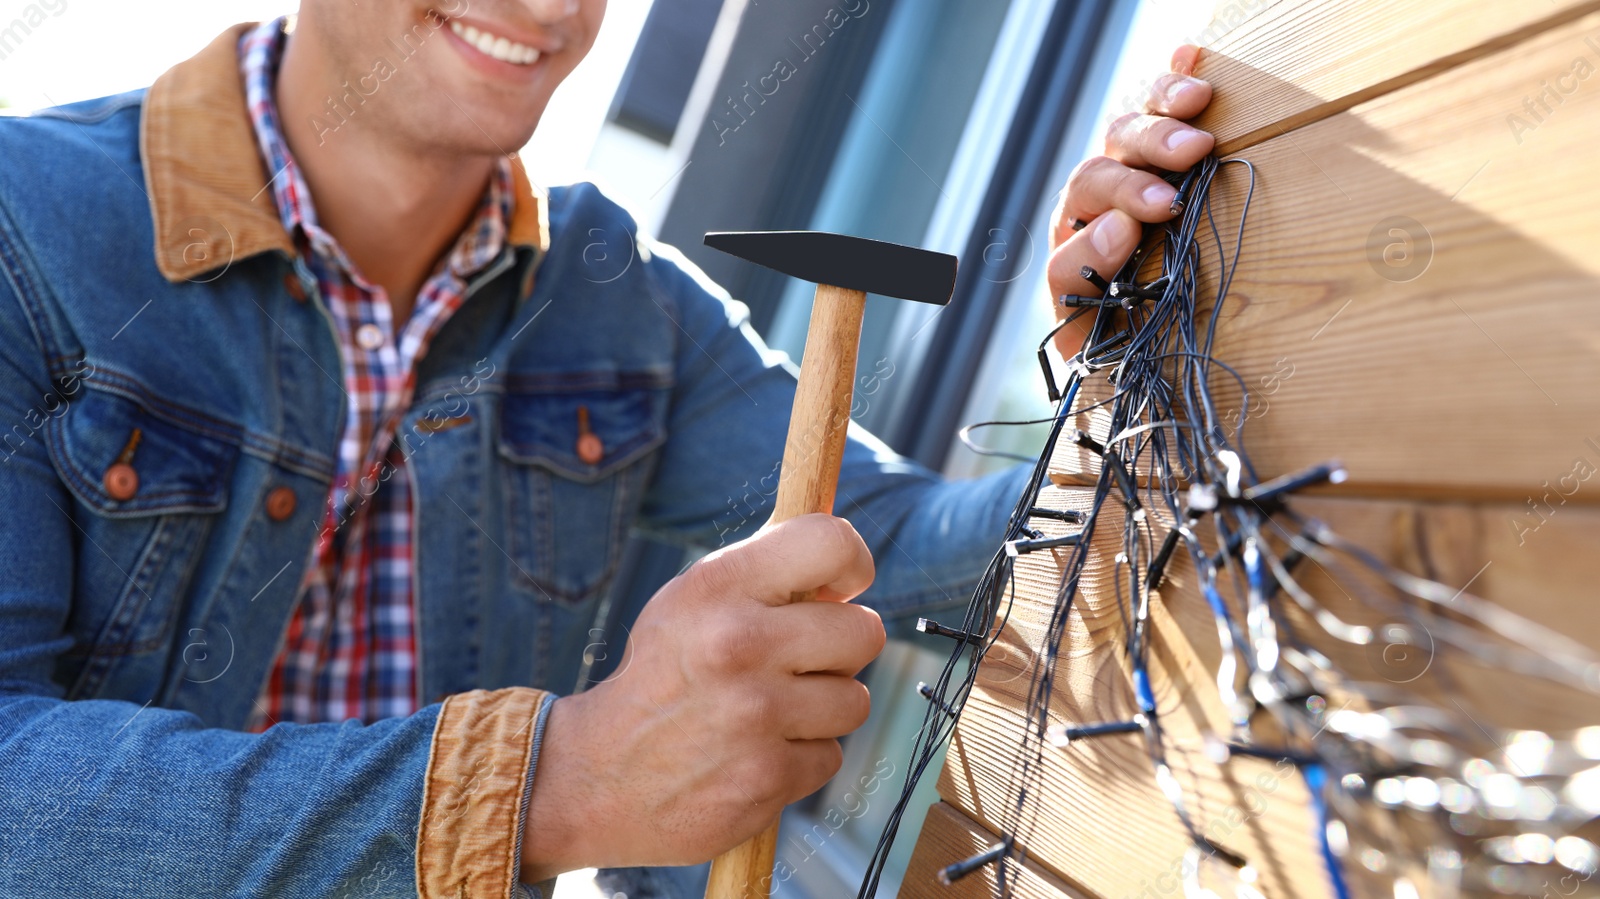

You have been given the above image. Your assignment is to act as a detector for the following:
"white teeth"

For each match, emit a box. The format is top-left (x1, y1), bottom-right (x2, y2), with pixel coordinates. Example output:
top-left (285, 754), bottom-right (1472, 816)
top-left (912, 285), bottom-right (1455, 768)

top-left (449, 19), bottom-right (542, 66)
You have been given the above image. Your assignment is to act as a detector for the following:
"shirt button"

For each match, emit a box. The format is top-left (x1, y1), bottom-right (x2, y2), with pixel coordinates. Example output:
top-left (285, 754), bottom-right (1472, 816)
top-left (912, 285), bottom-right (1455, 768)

top-left (283, 273), bottom-right (307, 303)
top-left (356, 323), bottom-right (386, 350)
top-left (265, 486), bottom-right (298, 521)
top-left (103, 463), bottom-right (139, 501)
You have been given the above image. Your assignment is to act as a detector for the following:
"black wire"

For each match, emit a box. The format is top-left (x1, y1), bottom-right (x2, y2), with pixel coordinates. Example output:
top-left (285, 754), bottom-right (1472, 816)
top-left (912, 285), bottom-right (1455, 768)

top-left (859, 152), bottom-right (1600, 898)
top-left (958, 416), bottom-right (1071, 463)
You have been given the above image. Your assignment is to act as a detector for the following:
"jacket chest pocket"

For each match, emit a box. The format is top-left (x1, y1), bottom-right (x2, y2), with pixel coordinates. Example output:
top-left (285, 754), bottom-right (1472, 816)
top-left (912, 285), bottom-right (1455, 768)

top-left (497, 381), bottom-right (668, 605)
top-left (46, 386), bottom-right (239, 698)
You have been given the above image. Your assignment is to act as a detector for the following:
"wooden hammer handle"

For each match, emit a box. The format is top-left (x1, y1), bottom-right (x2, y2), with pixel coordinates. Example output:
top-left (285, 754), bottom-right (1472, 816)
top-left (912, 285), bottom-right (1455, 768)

top-left (703, 283), bottom-right (867, 899)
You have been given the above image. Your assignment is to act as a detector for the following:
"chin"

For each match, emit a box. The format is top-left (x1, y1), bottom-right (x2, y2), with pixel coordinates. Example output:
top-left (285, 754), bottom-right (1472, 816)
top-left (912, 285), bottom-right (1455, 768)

top-left (421, 95), bottom-right (545, 156)
top-left (426, 77), bottom-right (564, 156)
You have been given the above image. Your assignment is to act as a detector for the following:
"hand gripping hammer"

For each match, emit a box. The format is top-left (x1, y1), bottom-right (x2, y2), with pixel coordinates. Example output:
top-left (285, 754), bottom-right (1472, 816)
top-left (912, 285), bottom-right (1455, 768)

top-left (701, 230), bottom-right (957, 899)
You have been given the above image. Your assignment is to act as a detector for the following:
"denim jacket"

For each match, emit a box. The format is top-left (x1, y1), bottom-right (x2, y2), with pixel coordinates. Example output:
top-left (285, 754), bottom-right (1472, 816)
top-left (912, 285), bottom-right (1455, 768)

top-left (0, 23), bottom-right (1027, 899)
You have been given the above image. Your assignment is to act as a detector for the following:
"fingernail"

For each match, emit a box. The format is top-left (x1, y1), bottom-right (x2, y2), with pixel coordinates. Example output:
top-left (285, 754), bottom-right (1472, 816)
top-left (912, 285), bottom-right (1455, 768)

top-left (1142, 183), bottom-right (1176, 209)
top-left (1163, 76), bottom-right (1202, 105)
top-left (1165, 126), bottom-right (1205, 152)
top-left (1091, 214), bottom-right (1133, 257)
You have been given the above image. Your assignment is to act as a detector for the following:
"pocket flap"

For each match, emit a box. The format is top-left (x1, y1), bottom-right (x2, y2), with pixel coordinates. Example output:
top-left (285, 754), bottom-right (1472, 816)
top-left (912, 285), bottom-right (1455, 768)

top-left (498, 382), bottom-right (667, 482)
top-left (50, 387), bottom-right (240, 516)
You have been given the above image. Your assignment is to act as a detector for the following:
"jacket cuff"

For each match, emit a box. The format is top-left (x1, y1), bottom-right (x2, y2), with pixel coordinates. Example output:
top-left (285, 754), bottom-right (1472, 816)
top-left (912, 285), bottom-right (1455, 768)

top-left (520, 696), bottom-right (559, 899)
top-left (416, 686), bottom-right (557, 899)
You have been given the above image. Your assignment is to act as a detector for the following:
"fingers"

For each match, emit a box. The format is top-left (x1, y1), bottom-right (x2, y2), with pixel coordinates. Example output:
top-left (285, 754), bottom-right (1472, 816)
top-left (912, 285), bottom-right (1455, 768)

top-left (1060, 155), bottom-right (1181, 228)
top-left (780, 675), bottom-right (872, 741)
top-left (1048, 210), bottom-right (1142, 302)
top-left (691, 514), bottom-right (875, 607)
top-left (1143, 72), bottom-right (1212, 119)
top-left (1103, 111), bottom-right (1214, 173)
top-left (1107, 47), bottom-right (1211, 172)
top-left (1046, 44), bottom-right (1212, 361)
top-left (1047, 210), bottom-right (1142, 360)
top-left (771, 601), bottom-right (885, 677)
top-left (1057, 100), bottom-right (1213, 228)
top-left (779, 739), bottom-right (845, 804)
top-left (1051, 44), bottom-right (1213, 237)
top-left (1171, 44), bottom-right (1202, 77)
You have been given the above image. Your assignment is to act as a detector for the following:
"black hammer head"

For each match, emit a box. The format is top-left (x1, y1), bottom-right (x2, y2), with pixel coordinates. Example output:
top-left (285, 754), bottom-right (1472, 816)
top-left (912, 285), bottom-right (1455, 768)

top-left (704, 230), bottom-right (956, 306)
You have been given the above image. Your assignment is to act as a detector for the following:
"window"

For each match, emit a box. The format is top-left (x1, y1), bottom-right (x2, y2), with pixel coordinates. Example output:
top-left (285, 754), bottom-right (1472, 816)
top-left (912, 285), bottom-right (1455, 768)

top-left (608, 0), bottom-right (728, 143)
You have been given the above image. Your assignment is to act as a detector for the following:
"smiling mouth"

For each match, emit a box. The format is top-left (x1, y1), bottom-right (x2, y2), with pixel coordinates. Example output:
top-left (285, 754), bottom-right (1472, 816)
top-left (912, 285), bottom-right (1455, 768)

top-left (447, 19), bottom-right (543, 66)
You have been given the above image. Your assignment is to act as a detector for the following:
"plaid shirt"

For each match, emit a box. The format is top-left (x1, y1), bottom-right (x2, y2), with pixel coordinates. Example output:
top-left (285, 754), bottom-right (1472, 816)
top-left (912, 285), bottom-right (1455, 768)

top-left (240, 19), bottom-right (514, 729)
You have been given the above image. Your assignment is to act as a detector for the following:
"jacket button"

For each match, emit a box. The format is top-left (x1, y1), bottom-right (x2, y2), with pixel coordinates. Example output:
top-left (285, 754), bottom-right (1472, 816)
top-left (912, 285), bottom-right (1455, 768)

top-left (575, 404), bottom-right (603, 465)
top-left (103, 463), bottom-right (139, 501)
top-left (265, 486), bottom-right (298, 521)
top-left (576, 432), bottom-right (604, 465)
top-left (283, 273), bottom-right (307, 303)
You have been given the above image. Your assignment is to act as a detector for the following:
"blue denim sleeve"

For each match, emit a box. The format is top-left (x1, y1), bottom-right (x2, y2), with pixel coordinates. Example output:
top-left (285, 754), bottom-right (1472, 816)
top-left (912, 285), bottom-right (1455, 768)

top-left (632, 240), bottom-right (1032, 632)
top-left (0, 270), bottom-right (436, 897)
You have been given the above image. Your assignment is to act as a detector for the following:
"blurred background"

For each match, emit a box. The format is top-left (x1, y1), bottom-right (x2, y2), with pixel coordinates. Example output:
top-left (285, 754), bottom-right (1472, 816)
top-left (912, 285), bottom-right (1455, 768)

top-left (0, 0), bottom-right (1216, 894)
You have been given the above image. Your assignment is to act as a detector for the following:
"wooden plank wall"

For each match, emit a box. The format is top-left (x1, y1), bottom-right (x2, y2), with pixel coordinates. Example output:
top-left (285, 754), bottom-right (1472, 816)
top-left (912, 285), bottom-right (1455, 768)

top-left (900, 1), bottom-right (1600, 896)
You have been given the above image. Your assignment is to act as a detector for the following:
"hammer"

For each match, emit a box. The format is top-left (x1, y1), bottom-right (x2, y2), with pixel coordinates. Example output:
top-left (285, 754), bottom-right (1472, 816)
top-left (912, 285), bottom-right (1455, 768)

top-left (701, 230), bottom-right (957, 899)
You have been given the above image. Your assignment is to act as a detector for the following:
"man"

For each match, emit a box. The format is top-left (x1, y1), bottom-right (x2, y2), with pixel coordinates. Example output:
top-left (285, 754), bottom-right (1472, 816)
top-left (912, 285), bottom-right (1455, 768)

top-left (0, 0), bottom-right (1214, 894)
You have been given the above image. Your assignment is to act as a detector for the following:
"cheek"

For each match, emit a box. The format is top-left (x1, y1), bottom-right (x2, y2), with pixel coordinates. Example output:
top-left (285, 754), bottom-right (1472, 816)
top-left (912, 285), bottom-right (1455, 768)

top-left (545, 21), bottom-right (602, 91)
top-left (574, 0), bottom-right (606, 60)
